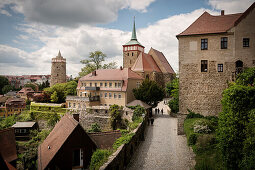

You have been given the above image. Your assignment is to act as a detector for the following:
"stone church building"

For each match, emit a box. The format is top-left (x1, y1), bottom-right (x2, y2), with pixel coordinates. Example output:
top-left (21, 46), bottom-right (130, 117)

top-left (123, 20), bottom-right (175, 87)
top-left (50, 51), bottom-right (66, 86)
top-left (177, 2), bottom-right (255, 116)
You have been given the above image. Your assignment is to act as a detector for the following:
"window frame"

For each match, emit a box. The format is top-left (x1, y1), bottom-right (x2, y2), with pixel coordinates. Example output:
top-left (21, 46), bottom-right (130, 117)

top-left (221, 37), bottom-right (228, 49)
top-left (201, 60), bottom-right (208, 72)
top-left (243, 38), bottom-right (249, 47)
top-left (218, 64), bottom-right (223, 72)
top-left (201, 38), bottom-right (208, 50)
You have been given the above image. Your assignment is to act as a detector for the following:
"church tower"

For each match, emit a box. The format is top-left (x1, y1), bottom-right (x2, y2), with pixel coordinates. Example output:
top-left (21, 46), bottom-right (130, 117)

top-left (50, 51), bottom-right (66, 87)
top-left (123, 18), bottom-right (144, 68)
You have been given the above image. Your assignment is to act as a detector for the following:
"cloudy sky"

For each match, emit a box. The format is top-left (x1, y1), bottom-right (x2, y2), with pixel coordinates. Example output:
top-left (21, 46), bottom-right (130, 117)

top-left (0, 0), bottom-right (254, 77)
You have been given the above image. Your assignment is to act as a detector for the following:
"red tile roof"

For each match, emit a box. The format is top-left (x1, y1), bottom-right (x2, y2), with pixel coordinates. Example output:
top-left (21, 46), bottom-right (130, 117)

top-left (0, 128), bottom-right (17, 163)
top-left (177, 12), bottom-right (242, 36)
top-left (149, 48), bottom-right (175, 74)
top-left (80, 68), bottom-right (144, 81)
top-left (131, 52), bottom-right (161, 72)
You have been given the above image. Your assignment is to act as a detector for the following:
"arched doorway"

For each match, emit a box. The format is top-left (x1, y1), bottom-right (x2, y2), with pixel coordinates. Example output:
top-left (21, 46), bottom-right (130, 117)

top-left (235, 60), bottom-right (243, 74)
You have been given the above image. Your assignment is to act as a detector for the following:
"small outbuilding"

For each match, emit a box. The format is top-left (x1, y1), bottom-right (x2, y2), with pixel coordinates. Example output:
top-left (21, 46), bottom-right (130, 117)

top-left (12, 122), bottom-right (38, 140)
top-left (126, 100), bottom-right (152, 115)
top-left (38, 114), bottom-right (97, 170)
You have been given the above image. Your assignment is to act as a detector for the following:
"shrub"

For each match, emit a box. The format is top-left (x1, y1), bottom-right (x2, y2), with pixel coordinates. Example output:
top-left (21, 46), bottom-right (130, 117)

top-left (112, 133), bottom-right (134, 150)
top-left (132, 105), bottom-right (145, 121)
top-left (186, 109), bottom-right (204, 119)
top-left (188, 133), bottom-right (197, 146)
top-left (168, 97), bottom-right (179, 113)
top-left (193, 120), bottom-right (211, 134)
top-left (110, 105), bottom-right (124, 130)
top-left (88, 123), bottom-right (101, 132)
top-left (90, 149), bottom-right (112, 170)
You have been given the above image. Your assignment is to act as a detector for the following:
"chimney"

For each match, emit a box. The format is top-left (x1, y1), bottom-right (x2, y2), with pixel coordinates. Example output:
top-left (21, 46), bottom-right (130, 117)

top-left (92, 70), bottom-right (96, 76)
top-left (73, 114), bottom-right (79, 122)
top-left (221, 10), bottom-right (224, 15)
top-left (120, 66), bottom-right (123, 70)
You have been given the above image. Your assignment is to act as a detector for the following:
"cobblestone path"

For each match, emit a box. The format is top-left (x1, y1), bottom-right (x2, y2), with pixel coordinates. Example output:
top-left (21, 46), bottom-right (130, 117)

top-left (127, 102), bottom-right (195, 170)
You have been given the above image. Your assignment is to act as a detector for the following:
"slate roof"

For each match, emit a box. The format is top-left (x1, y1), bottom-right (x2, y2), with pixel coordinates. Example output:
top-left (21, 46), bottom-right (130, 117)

top-left (126, 100), bottom-right (152, 109)
top-left (38, 114), bottom-right (79, 170)
top-left (177, 2), bottom-right (255, 36)
top-left (131, 52), bottom-right (161, 73)
top-left (0, 128), bottom-right (17, 163)
top-left (12, 122), bottom-right (36, 128)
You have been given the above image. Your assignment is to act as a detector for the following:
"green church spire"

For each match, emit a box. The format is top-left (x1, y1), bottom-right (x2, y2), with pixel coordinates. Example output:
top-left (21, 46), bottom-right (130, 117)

top-left (131, 17), bottom-right (137, 40)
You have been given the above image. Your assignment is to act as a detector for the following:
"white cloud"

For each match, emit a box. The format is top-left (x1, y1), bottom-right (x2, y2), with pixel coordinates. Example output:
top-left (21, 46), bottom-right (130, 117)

top-left (127, 0), bottom-right (156, 12)
top-left (208, 0), bottom-right (255, 14)
top-left (0, 0), bottom-right (155, 27)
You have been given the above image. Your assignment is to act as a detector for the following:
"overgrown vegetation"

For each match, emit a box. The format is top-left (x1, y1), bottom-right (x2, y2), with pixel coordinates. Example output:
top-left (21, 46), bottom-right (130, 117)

top-left (90, 104), bottom-right (145, 169)
top-left (166, 77), bottom-right (179, 113)
top-left (89, 149), bottom-right (113, 170)
top-left (88, 123), bottom-right (101, 132)
top-left (44, 81), bottom-right (77, 103)
top-left (217, 67), bottom-right (255, 169)
top-left (184, 68), bottom-right (255, 170)
top-left (133, 79), bottom-right (165, 107)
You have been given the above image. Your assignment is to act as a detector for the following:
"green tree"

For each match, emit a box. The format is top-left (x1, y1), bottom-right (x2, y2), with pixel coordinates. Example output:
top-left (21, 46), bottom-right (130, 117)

top-left (133, 79), bottom-right (165, 107)
top-left (110, 104), bottom-right (122, 130)
top-left (0, 76), bottom-right (9, 94)
top-left (24, 83), bottom-right (37, 91)
top-left (166, 77), bottom-right (179, 113)
top-left (79, 51), bottom-right (117, 77)
top-left (2, 85), bottom-right (13, 94)
top-left (44, 81), bottom-right (77, 103)
top-left (88, 123), bottom-right (101, 132)
top-left (51, 91), bottom-right (58, 103)
top-left (217, 67), bottom-right (255, 169)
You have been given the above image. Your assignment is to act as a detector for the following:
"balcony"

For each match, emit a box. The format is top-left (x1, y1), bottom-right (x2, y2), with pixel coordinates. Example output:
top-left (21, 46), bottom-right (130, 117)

top-left (85, 87), bottom-right (100, 91)
top-left (66, 95), bottom-right (100, 102)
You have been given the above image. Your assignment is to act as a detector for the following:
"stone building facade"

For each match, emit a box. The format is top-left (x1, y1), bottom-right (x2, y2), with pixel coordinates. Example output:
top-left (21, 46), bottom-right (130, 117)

top-left (177, 3), bottom-right (255, 116)
top-left (123, 19), bottom-right (175, 87)
top-left (50, 51), bottom-right (66, 86)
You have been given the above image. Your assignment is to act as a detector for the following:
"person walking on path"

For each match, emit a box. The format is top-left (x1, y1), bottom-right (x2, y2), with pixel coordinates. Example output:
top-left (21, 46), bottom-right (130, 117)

top-left (161, 108), bottom-right (163, 115)
top-left (150, 116), bottom-right (154, 125)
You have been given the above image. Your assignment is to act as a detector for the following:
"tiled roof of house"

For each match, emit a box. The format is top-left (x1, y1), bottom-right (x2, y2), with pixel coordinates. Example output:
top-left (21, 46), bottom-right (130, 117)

top-left (126, 100), bottom-right (152, 109)
top-left (131, 52), bottom-right (161, 73)
top-left (78, 68), bottom-right (144, 91)
top-left (5, 97), bottom-right (25, 104)
top-left (0, 128), bottom-right (17, 163)
top-left (80, 68), bottom-right (143, 81)
top-left (177, 12), bottom-right (242, 36)
top-left (88, 130), bottom-right (121, 149)
top-left (149, 48), bottom-right (175, 74)
top-left (38, 114), bottom-right (79, 170)
top-left (18, 87), bottom-right (34, 94)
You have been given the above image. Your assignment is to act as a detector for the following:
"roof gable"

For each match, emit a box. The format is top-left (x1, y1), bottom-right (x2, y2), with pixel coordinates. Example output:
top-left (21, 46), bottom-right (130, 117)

top-left (38, 115), bottom-right (79, 169)
top-left (177, 11), bottom-right (242, 36)
top-left (131, 52), bottom-right (161, 72)
top-left (148, 48), bottom-right (175, 74)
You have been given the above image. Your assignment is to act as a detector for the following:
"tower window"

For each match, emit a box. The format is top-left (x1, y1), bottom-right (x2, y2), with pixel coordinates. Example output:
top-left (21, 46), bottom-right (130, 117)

top-left (201, 39), bottom-right (208, 50)
top-left (218, 64), bottom-right (223, 72)
top-left (221, 37), bottom-right (228, 49)
top-left (132, 52), bottom-right (134, 56)
top-left (201, 60), bottom-right (208, 72)
top-left (243, 38), bottom-right (249, 47)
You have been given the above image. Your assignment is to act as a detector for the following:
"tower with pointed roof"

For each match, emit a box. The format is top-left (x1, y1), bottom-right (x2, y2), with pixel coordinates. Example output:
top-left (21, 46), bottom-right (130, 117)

top-left (50, 51), bottom-right (66, 86)
top-left (123, 18), bottom-right (145, 68)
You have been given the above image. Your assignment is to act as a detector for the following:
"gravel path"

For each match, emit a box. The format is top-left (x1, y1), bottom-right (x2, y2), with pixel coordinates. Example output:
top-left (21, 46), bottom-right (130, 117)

top-left (127, 102), bottom-right (195, 170)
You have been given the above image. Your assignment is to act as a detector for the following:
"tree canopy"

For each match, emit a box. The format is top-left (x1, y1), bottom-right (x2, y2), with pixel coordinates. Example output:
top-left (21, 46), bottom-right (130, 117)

top-left (79, 51), bottom-right (117, 77)
top-left (217, 67), bottom-right (255, 169)
top-left (0, 76), bottom-right (9, 94)
top-left (44, 81), bottom-right (77, 103)
top-left (166, 77), bottom-right (179, 113)
top-left (133, 79), bottom-right (165, 107)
